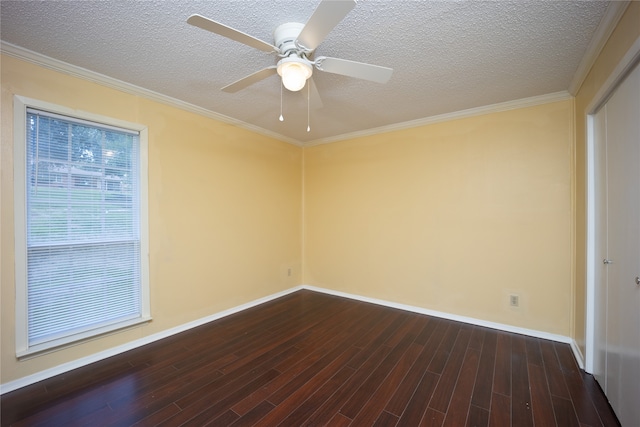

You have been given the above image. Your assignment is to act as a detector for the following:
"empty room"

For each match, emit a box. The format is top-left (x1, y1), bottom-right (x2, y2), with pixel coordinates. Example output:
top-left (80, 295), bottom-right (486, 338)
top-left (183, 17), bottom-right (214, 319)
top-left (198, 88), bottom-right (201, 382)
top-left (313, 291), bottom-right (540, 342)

top-left (1, 1), bottom-right (639, 426)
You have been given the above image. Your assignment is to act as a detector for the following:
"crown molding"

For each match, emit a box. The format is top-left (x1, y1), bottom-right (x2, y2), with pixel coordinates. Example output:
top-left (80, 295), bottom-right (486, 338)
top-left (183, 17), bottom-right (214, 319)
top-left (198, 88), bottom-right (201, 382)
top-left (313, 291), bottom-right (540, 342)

top-left (568, 1), bottom-right (631, 95)
top-left (1, 41), bottom-right (573, 149)
top-left (303, 90), bottom-right (572, 147)
top-left (0, 42), bottom-right (302, 147)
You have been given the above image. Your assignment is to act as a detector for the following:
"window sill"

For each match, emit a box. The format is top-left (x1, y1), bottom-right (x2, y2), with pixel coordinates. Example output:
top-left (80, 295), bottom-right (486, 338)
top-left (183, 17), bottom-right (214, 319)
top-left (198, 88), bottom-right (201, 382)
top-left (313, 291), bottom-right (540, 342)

top-left (16, 316), bottom-right (152, 360)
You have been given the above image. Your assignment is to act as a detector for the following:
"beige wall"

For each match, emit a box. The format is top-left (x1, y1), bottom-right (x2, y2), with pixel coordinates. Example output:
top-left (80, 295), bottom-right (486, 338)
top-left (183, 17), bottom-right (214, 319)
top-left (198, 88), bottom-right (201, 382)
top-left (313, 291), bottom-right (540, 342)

top-left (573, 2), bottom-right (640, 355)
top-left (1, 55), bottom-right (302, 384)
top-left (304, 100), bottom-right (574, 336)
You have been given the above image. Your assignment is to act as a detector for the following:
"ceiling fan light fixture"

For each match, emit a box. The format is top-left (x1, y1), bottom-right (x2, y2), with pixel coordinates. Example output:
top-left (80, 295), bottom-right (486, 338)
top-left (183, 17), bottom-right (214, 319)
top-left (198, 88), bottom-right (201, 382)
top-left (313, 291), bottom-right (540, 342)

top-left (277, 56), bottom-right (312, 92)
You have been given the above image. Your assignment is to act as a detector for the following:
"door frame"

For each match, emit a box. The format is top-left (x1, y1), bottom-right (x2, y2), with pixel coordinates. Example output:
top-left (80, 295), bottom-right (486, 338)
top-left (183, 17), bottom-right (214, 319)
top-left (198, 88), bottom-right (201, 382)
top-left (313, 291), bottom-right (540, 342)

top-left (585, 35), bottom-right (640, 374)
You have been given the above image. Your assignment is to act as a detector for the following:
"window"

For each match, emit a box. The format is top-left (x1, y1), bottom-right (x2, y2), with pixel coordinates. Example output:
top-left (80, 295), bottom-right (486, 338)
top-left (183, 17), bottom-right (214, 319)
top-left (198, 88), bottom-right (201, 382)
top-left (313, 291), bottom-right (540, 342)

top-left (14, 96), bottom-right (150, 357)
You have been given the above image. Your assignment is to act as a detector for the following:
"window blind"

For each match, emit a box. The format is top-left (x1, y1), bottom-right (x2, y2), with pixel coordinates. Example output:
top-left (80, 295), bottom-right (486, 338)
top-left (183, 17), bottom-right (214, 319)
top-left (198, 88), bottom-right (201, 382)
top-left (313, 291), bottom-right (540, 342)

top-left (25, 108), bottom-right (142, 347)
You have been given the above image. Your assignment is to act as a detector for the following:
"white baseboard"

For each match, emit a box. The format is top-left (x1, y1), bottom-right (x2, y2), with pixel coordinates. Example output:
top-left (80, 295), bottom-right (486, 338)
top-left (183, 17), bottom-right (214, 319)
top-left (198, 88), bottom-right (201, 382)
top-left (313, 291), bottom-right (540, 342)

top-left (307, 285), bottom-right (587, 370)
top-left (302, 285), bottom-right (574, 345)
top-left (570, 340), bottom-right (586, 370)
top-left (0, 286), bottom-right (304, 395)
top-left (1, 284), bottom-right (582, 394)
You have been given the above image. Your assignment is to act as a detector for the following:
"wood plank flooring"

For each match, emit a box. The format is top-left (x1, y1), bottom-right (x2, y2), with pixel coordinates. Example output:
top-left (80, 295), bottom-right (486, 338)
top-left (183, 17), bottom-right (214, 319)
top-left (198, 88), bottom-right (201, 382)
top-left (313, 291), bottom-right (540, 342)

top-left (1, 290), bottom-right (619, 426)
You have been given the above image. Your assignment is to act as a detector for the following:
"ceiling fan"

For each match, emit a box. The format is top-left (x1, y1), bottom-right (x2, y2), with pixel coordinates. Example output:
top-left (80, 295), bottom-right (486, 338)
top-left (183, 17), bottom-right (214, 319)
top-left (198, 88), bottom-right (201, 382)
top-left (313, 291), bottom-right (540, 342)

top-left (187, 0), bottom-right (393, 96)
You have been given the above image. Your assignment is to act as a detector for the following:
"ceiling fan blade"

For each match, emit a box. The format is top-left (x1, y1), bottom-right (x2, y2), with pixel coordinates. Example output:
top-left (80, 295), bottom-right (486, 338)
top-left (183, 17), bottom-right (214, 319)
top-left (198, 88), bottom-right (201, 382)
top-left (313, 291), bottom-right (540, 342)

top-left (315, 56), bottom-right (393, 84)
top-left (221, 66), bottom-right (278, 93)
top-left (308, 77), bottom-right (323, 109)
top-left (295, 0), bottom-right (356, 52)
top-left (187, 14), bottom-right (278, 53)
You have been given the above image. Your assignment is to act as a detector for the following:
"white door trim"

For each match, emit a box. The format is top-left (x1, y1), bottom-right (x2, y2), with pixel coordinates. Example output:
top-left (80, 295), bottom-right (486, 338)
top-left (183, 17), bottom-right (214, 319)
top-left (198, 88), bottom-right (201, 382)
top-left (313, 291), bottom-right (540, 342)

top-left (585, 34), bottom-right (640, 374)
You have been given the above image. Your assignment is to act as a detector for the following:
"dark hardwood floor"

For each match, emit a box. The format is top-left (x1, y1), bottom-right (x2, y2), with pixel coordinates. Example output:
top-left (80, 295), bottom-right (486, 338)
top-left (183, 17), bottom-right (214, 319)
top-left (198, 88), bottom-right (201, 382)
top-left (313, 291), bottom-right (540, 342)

top-left (1, 290), bottom-right (619, 426)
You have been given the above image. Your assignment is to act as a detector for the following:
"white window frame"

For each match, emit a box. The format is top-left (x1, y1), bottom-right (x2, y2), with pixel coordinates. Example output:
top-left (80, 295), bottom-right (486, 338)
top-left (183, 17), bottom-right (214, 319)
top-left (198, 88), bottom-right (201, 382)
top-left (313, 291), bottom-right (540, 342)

top-left (13, 95), bottom-right (150, 357)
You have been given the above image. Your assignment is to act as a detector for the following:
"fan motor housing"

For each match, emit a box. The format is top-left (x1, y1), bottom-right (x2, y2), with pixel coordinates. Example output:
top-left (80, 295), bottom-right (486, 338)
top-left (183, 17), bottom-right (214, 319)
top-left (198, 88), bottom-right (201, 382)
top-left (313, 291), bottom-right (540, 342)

top-left (274, 22), bottom-right (306, 55)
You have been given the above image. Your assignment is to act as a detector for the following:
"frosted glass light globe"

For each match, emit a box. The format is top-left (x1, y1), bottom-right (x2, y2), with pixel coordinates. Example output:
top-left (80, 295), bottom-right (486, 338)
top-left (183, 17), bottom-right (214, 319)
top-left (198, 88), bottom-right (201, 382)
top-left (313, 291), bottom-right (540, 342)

top-left (277, 57), bottom-right (312, 92)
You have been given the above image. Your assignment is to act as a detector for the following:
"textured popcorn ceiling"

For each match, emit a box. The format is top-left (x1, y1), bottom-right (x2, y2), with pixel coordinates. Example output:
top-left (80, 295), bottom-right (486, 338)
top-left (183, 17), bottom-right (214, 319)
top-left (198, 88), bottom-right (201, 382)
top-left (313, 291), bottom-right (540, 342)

top-left (1, 0), bottom-right (609, 144)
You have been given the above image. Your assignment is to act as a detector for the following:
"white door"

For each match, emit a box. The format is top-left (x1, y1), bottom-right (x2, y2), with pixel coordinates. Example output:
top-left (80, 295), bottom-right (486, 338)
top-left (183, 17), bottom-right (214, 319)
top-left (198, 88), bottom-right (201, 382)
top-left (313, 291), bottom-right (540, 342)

top-left (592, 97), bottom-right (608, 390)
top-left (593, 62), bottom-right (640, 427)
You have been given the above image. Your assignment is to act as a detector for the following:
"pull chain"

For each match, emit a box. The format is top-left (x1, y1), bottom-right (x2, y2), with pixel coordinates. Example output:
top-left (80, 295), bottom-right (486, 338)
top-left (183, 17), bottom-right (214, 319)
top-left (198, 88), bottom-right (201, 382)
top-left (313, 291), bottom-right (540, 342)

top-left (307, 82), bottom-right (311, 132)
top-left (279, 80), bottom-right (284, 121)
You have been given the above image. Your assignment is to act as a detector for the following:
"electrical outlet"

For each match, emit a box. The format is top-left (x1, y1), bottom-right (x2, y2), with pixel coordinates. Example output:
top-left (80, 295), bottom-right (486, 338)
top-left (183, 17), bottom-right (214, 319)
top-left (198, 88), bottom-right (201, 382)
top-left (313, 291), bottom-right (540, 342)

top-left (287, 268), bottom-right (292, 277)
top-left (509, 294), bottom-right (519, 307)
